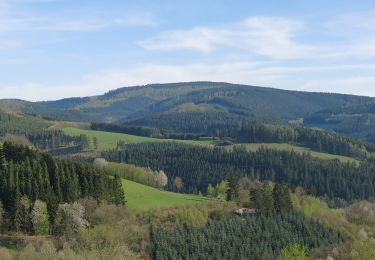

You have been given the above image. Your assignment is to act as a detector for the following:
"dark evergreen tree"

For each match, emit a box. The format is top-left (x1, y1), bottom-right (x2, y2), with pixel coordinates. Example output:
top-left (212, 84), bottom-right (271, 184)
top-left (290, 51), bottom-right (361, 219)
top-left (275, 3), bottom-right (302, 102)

top-left (227, 172), bottom-right (240, 202)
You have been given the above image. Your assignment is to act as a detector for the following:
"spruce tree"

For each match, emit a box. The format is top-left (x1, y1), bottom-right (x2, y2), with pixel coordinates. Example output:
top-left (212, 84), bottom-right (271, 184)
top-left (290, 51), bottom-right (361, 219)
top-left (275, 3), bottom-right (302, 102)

top-left (113, 174), bottom-right (125, 205)
top-left (227, 172), bottom-right (240, 202)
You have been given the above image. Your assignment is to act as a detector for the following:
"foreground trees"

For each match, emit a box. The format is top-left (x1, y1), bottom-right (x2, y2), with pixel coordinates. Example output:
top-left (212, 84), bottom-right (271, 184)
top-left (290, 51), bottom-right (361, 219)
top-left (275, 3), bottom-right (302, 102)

top-left (0, 142), bottom-right (125, 234)
top-left (150, 212), bottom-right (343, 260)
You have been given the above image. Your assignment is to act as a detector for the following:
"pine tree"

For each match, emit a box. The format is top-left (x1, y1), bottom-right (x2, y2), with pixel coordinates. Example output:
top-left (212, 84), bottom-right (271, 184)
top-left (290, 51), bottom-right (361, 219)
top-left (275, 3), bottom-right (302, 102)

top-left (113, 174), bottom-right (125, 205)
top-left (93, 137), bottom-right (98, 150)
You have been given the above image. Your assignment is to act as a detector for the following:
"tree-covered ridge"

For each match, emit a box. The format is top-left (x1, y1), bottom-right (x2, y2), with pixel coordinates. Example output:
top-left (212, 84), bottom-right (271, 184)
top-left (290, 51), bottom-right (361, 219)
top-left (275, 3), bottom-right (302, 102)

top-left (102, 142), bottom-right (375, 202)
top-left (1, 81), bottom-right (373, 124)
top-left (150, 212), bottom-right (343, 260)
top-left (0, 142), bottom-right (124, 233)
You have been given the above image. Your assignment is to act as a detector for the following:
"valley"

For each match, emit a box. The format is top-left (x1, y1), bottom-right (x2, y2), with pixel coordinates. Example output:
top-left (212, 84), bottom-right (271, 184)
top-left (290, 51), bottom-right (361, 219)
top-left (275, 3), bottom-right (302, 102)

top-left (1, 82), bottom-right (375, 259)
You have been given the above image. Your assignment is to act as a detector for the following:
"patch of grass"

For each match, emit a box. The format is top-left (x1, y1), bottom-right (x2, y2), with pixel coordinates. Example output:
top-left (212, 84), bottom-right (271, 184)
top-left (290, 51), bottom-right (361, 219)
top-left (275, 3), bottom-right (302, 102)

top-left (230, 143), bottom-right (359, 163)
top-left (122, 179), bottom-right (210, 211)
top-left (63, 127), bottom-right (215, 151)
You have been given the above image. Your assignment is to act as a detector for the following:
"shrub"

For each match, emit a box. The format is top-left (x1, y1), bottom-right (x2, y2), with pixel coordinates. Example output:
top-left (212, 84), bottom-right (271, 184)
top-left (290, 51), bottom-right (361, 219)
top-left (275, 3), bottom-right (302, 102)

top-left (172, 206), bottom-right (208, 225)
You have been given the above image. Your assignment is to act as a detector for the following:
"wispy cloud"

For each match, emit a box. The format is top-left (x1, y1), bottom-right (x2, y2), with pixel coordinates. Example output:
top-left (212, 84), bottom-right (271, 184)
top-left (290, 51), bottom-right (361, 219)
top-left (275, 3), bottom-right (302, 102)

top-left (0, 2), bottom-right (159, 32)
top-left (140, 16), bottom-right (312, 59)
top-left (140, 13), bottom-right (375, 61)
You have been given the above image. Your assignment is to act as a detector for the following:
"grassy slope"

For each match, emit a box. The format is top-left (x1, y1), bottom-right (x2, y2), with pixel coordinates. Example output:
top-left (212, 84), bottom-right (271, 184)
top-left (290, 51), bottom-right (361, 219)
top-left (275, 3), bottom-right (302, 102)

top-left (122, 179), bottom-right (210, 211)
top-left (63, 127), bottom-right (215, 150)
top-left (231, 143), bottom-right (359, 163)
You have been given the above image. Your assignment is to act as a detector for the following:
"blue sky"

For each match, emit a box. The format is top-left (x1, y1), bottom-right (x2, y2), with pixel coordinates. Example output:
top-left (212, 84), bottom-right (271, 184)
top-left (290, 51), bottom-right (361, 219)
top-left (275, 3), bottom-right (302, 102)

top-left (1, 0), bottom-right (375, 100)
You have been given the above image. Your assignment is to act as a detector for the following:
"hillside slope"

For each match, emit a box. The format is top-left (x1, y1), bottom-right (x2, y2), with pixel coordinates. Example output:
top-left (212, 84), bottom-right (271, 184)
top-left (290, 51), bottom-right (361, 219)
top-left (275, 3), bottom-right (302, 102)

top-left (122, 179), bottom-right (210, 211)
top-left (305, 102), bottom-right (375, 143)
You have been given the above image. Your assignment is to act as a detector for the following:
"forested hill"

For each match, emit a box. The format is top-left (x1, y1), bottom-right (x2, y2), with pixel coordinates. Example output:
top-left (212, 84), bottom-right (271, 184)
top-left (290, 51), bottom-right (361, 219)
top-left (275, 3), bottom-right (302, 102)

top-left (0, 82), bottom-right (373, 126)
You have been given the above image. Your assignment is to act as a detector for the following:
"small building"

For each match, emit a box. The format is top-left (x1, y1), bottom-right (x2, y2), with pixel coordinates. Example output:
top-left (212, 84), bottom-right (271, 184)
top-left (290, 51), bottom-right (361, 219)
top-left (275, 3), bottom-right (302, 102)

top-left (234, 208), bottom-right (256, 216)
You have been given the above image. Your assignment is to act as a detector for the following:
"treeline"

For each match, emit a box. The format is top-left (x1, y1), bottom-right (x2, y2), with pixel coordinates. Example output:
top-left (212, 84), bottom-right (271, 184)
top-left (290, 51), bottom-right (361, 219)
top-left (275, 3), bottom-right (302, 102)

top-left (150, 212), bottom-right (343, 259)
top-left (94, 159), bottom-right (169, 189)
top-left (102, 142), bottom-right (375, 202)
top-left (91, 122), bottom-right (204, 140)
top-left (0, 142), bottom-right (124, 233)
top-left (219, 122), bottom-right (374, 158)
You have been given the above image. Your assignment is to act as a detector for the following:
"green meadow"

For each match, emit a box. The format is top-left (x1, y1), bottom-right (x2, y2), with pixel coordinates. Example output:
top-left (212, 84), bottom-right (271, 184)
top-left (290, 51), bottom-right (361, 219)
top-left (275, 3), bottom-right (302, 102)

top-left (122, 179), bottom-right (210, 211)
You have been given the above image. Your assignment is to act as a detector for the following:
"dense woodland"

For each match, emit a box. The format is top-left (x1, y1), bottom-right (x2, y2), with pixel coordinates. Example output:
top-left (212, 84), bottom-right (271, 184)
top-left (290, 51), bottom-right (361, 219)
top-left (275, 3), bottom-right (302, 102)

top-left (103, 142), bottom-right (375, 202)
top-left (150, 212), bottom-right (343, 260)
top-left (0, 142), bottom-right (124, 234)
top-left (127, 111), bottom-right (245, 133)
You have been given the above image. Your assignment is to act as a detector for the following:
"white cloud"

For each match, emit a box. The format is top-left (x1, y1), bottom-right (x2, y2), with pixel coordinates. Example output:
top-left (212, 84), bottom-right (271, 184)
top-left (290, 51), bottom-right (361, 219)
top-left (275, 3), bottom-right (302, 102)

top-left (140, 16), bottom-right (313, 59)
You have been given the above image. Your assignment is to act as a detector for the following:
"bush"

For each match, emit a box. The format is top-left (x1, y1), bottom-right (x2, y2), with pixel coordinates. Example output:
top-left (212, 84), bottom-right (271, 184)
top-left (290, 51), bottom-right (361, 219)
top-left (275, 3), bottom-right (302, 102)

top-left (171, 206), bottom-right (208, 225)
top-left (54, 202), bottom-right (89, 237)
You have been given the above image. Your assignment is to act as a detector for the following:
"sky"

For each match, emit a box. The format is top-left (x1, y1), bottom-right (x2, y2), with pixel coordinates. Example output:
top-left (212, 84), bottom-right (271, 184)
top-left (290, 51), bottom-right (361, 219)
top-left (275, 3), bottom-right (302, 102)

top-left (1, 0), bottom-right (375, 101)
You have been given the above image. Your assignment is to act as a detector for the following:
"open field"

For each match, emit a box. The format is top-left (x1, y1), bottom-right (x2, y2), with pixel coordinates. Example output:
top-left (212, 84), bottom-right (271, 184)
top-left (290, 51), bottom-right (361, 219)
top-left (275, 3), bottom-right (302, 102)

top-left (229, 143), bottom-right (359, 163)
top-left (63, 127), bottom-right (215, 150)
top-left (122, 179), bottom-right (210, 211)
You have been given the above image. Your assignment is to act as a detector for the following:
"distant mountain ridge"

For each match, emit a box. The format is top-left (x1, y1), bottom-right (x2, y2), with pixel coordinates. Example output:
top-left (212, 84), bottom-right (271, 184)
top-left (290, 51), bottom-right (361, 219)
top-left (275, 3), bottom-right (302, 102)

top-left (1, 81), bottom-right (374, 135)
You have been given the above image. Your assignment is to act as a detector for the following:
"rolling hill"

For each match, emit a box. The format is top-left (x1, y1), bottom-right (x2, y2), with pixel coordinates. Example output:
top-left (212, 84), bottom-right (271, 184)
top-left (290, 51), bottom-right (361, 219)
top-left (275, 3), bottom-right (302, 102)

top-left (0, 82), bottom-right (373, 133)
